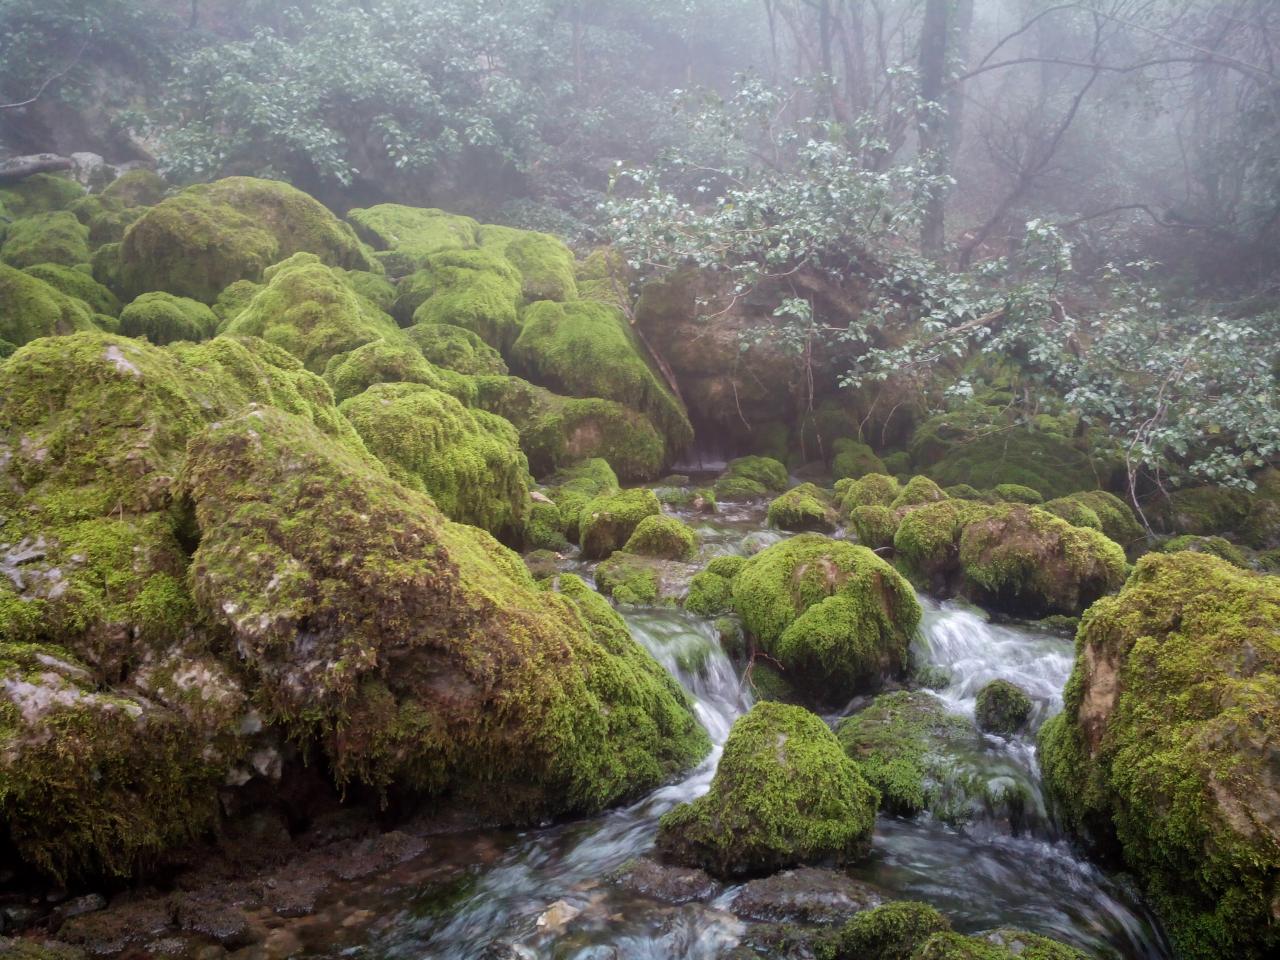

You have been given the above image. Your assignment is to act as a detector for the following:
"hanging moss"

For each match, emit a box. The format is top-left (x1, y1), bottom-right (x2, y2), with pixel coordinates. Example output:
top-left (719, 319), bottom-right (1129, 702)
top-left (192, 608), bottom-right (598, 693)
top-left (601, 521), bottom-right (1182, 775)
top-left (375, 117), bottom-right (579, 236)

top-left (223, 253), bottom-right (406, 372)
top-left (323, 338), bottom-right (475, 404)
top-left (21, 263), bottom-right (120, 316)
top-left (1038, 552), bottom-right (1279, 959)
top-left (118, 292), bottom-right (219, 344)
top-left (0, 173), bottom-right (83, 216)
top-left (580, 488), bottom-right (662, 559)
top-left (624, 514), bottom-right (698, 560)
top-left (408, 321), bottom-right (509, 375)
top-left (339, 382), bottom-right (531, 541)
top-left (1, 212), bottom-right (92, 269)
top-left (731, 534), bottom-right (921, 702)
top-left (767, 483), bottom-right (838, 532)
top-left (656, 701), bottom-right (878, 879)
top-left (0, 263), bottom-right (97, 351)
top-left (831, 438), bottom-right (887, 481)
top-left (347, 204), bottom-right (480, 267)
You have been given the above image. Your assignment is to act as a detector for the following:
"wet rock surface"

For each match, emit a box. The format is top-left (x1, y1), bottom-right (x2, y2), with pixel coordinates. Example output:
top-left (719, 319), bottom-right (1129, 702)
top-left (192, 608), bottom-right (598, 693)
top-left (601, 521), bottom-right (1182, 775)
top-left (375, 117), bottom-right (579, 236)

top-left (730, 867), bottom-right (885, 924)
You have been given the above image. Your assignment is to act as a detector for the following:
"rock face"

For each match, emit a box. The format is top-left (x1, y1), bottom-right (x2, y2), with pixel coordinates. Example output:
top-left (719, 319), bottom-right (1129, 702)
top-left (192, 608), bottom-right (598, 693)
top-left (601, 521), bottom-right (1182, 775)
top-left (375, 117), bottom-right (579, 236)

top-left (731, 535), bottom-right (922, 702)
top-left (657, 701), bottom-right (878, 879)
top-left (1038, 552), bottom-right (1280, 959)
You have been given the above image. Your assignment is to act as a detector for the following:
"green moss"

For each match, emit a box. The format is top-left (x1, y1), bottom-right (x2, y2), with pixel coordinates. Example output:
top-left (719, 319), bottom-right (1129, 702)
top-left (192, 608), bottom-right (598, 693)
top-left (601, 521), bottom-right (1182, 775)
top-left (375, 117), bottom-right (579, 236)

top-left (893, 499), bottom-right (988, 587)
top-left (323, 338), bottom-right (474, 404)
top-left (891, 475), bottom-right (948, 510)
top-left (491, 228), bottom-right (579, 301)
top-left (624, 513), bottom-right (698, 560)
top-left (1, 212), bottom-right (91, 269)
top-left (90, 241), bottom-right (123, 293)
top-left (339, 382), bottom-right (530, 541)
top-left (1039, 552), bottom-right (1279, 959)
top-left (707, 555), bottom-right (748, 579)
top-left (731, 534), bottom-right (922, 702)
top-left (944, 483), bottom-right (987, 500)
top-left (852, 504), bottom-right (898, 550)
top-left (974, 679), bottom-right (1032, 735)
top-left (1045, 490), bottom-right (1144, 549)
top-left (525, 498), bottom-right (569, 551)
top-left (1160, 534), bottom-right (1249, 568)
top-left (347, 204), bottom-right (480, 268)
top-left (407, 321), bottom-right (509, 375)
top-left (920, 421), bottom-right (1098, 501)
top-left (543, 458), bottom-right (620, 543)
top-left (822, 900), bottom-right (951, 960)
top-left (21, 263), bottom-right (120, 316)
top-left (1040, 497), bottom-right (1102, 531)
top-left (594, 552), bottom-right (661, 605)
top-left (912, 931), bottom-right (1087, 960)
top-left (101, 168), bottom-right (168, 206)
top-left (836, 690), bottom-right (971, 816)
top-left (767, 483), bottom-right (838, 532)
top-left (412, 248), bottom-right (525, 352)
top-left (0, 263), bottom-right (97, 349)
top-left (831, 438), bottom-right (886, 481)
top-left (685, 571), bottom-right (734, 617)
top-left (118, 291), bottom-right (218, 344)
top-left (579, 488), bottom-right (662, 559)
top-left (992, 482), bottom-right (1043, 504)
top-left (512, 299), bottom-right (693, 454)
top-left (719, 456), bottom-right (789, 493)
top-left (340, 268), bottom-right (397, 313)
top-left (836, 473), bottom-right (902, 514)
top-left (474, 375), bottom-right (666, 481)
top-left (211, 278), bottom-right (262, 327)
top-left (223, 253), bottom-right (405, 372)
top-left (657, 701), bottom-right (878, 878)
top-left (574, 247), bottom-right (631, 308)
top-left (0, 173), bottom-right (83, 216)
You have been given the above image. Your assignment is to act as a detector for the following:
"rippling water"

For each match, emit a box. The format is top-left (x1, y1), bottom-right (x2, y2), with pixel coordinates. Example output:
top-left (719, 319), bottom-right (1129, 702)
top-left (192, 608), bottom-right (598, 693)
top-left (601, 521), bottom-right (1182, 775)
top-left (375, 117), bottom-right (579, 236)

top-left (364, 510), bottom-right (1172, 960)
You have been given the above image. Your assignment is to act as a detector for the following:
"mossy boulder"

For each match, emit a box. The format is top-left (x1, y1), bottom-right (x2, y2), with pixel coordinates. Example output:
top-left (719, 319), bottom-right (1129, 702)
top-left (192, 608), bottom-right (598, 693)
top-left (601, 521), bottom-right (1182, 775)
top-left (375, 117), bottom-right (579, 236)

top-left (768, 483), bottom-right (838, 532)
top-left (118, 292), bottom-right (219, 344)
top-left (1043, 490), bottom-right (1144, 549)
top-left (339, 382), bottom-right (531, 541)
top-left (836, 473), bottom-right (902, 515)
top-left (1, 212), bottom-right (92, 269)
top-left (0, 173), bottom-right (83, 217)
top-left (624, 514), bottom-right (698, 560)
top-left (407, 322), bottom-right (508, 375)
top-left (0, 263), bottom-right (97, 354)
top-left (685, 571), bottom-right (735, 617)
top-left (340, 268), bottom-right (397, 313)
top-left (831, 438), bottom-right (886, 481)
top-left (1164, 472), bottom-right (1280, 550)
top-left (1159, 534), bottom-right (1249, 568)
top-left (322, 339), bottom-right (473, 404)
top-left (656, 701), bottom-right (878, 879)
top-left (512, 299), bottom-right (693, 455)
top-left (410, 248), bottom-right (525, 352)
top-left (891, 476), bottom-right (948, 510)
top-left (731, 534), bottom-right (922, 702)
top-left (347, 204), bottom-right (480, 268)
top-left (892, 499), bottom-right (990, 590)
top-left (714, 456), bottom-right (790, 502)
top-left (101, 168), bottom-right (168, 207)
top-left (21, 263), bottom-right (120, 316)
top-left (182, 404), bottom-right (708, 816)
top-left (594, 551), bottom-right (667, 605)
top-left (824, 900), bottom-right (952, 960)
top-left (223, 253), bottom-right (404, 373)
top-left (919, 422), bottom-right (1098, 501)
top-left (488, 228), bottom-right (578, 302)
top-left (851, 504), bottom-right (898, 550)
top-left (542, 458), bottom-right (621, 542)
top-left (973, 680), bottom-right (1032, 736)
top-left (580, 488), bottom-right (662, 559)
top-left (1038, 552), bottom-right (1279, 959)
top-left (524, 498), bottom-right (569, 552)
top-left (912, 930), bottom-right (1088, 960)
top-left (992, 482), bottom-right (1043, 504)
top-left (473, 375), bottom-right (667, 481)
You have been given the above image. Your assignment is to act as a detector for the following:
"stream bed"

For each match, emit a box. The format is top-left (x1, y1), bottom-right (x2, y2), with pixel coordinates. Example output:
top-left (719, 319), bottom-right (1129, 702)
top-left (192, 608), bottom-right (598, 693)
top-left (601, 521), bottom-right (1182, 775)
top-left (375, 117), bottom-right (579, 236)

top-left (356, 501), bottom-right (1170, 959)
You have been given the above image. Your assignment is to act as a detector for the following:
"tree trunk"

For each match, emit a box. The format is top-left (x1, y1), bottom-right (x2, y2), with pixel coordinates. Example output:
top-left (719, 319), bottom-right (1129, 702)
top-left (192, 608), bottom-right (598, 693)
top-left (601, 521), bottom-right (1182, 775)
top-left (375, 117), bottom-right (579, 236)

top-left (918, 0), bottom-right (951, 256)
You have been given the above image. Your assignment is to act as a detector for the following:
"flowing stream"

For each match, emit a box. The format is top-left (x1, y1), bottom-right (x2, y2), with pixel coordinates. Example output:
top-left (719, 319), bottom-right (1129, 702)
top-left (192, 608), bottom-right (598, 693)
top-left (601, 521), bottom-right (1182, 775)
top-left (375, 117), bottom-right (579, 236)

top-left (363, 505), bottom-right (1171, 960)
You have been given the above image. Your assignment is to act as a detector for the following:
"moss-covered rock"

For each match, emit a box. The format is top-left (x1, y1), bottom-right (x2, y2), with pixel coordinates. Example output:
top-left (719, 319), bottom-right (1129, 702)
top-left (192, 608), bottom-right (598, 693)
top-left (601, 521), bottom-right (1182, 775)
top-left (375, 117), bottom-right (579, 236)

top-left (1043, 490), bottom-right (1143, 549)
top-left (473, 375), bottom-right (667, 481)
top-left (339, 382), bottom-right (531, 541)
top-left (657, 701), bottom-right (878, 879)
top-left (118, 291), bottom-right (219, 344)
top-left (891, 476), bottom-right (948, 510)
top-left (624, 513), bottom-right (698, 560)
top-left (1159, 533), bottom-right (1250, 568)
top-left (0, 263), bottom-right (97, 353)
top-left (919, 421), bottom-right (1098, 501)
top-left (580, 488), bottom-right (662, 559)
top-left (1038, 552), bottom-right (1279, 959)
top-left (524, 498), bottom-right (569, 551)
top-left (824, 900), bottom-right (952, 960)
top-left (340, 268), bottom-right (397, 313)
top-left (594, 551), bottom-right (663, 605)
top-left (21, 263), bottom-right (120, 316)
top-left (992, 482), bottom-right (1043, 504)
top-left (768, 483), bottom-right (838, 532)
top-left (411, 248), bottom-right (525, 352)
top-left (181, 404), bottom-right (708, 816)
top-left (851, 504), bottom-right (898, 551)
top-left (322, 338), bottom-right (473, 404)
top-left (0, 173), bottom-right (83, 216)
top-left (1, 212), bottom-right (91, 269)
top-left (892, 499), bottom-right (989, 590)
top-left (223, 253), bottom-right (404, 372)
top-left (714, 456), bottom-right (790, 502)
top-left (101, 168), bottom-right (168, 207)
top-left (407, 321), bottom-right (508, 375)
top-left (1164, 473), bottom-right (1280, 550)
top-left (974, 679), bottom-right (1032, 736)
top-left (347, 204), bottom-right (480, 268)
top-left (512, 299), bottom-right (693, 455)
top-left (685, 571), bottom-right (734, 617)
top-left (912, 930), bottom-right (1088, 960)
top-left (831, 439), bottom-right (886, 481)
top-left (837, 473), bottom-right (902, 515)
top-left (731, 534), bottom-right (921, 702)
top-left (487, 228), bottom-right (578, 302)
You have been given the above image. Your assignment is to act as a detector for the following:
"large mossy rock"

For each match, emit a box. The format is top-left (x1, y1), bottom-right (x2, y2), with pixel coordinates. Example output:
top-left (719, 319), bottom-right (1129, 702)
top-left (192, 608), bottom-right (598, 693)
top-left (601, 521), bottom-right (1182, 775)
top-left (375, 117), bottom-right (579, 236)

top-left (1038, 552), bottom-right (1280, 959)
top-left (339, 381), bottom-right (531, 541)
top-left (657, 701), bottom-right (878, 879)
top-left (1042, 490), bottom-right (1144, 550)
top-left (222, 253), bottom-right (404, 372)
top-left (0, 263), bottom-right (96, 354)
top-left (322, 339), bottom-right (474, 405)
top-left (409, 248), bottom-right (525, 352)
top-left (512, 299), bottom-right (693, 457)
top-left (1, 212), bottom-right (92, 269)
top-left (119, 177), bottom-right (373, 302)
top-left (346, 204), bottom-right (480, 269)
top-left (714, 455), bottom-right (790, 502)
top-left (182, 405), bottom-right (708, 815)
top-left (408, 321), bottom-right (508, 375)
top-left (1163, 470), bottom-right (1280, 550)
top-left (579, 488), bottom-right (662, 559)
top-left (0, 173), bottom-right (83, 217)
top-left (731, 534), bottom-right (922, 702)
top-left (21, 263), bottom-right (120, 317)
top-left (912, 930), bottom-right (1088, 960)
top-left (767, 483), bottom-right (838, 532)
top-left (118, 291), bottom-right (219, 345)
top-left (483, 227), bottom-right (578, 302)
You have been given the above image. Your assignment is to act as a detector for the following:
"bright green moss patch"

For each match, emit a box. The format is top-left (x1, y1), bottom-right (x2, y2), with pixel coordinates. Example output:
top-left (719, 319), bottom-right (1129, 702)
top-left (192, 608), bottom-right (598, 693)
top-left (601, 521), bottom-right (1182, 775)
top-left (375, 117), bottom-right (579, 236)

top-left (992, 482), bottom-right (1043, 504)
top-left (347, 204), bottom-right (480, 267)
top-left (852, 504), bottom-right (898, 550)
top-left (0, 173), bottom-right (83, 216)
top-left (525, 498), bottom-right (569, 551)
top-left (657, 701), bottom-right (878, 879)
top-left (1, 212), bottom-right (91, 269)
top-left (543, 458), bottom-right (620, 542)
top-left (323, 338), bottom-right (474, 404)
top-left (831, 438), bottom-right (886, 481)
top-left (340, 268), bottom-right (397, 312)
top-left (912, 930), bottom-right (1088, 960)
top-left (767, 483), bottom-right (838, 532)
top-left (119, 291), bottom-right (218, 344)
top-left (101, 168), bottom-right (168, 207)
top-left (974, 679), bottom-right (1032, 735)
top-left (496, 229), bottom-right (578, 302)
top-left (580, 488), bottom-right (662, 559)
top-left (925, 429), bottom-right (1098, 501)
top-left (22, 263), bottom-right (120, 316)
top-left (891, 475), bottom-right (948, 510)
top-left (837, 473), bottom-right (901, 514)
top-left (594, 551), bottom-right (662, 605)
top-left (624, 513), bottom-right (698, 560)
top-left (408, 321), bottom-right (509, 375)
top-left (0, 263), bottom-right (96, 349)
top-left (822, 900), bottom-right (951, 960)
top-left (1039, 552), bottom-right (1279, 959)
top-left (412, 248), bottom-right (525, 352)
top-left (893, 499), bottom-right (987, 588)
top-left (340, 382), bottom-right (532, 541)
top-left (685, 570), bottom-right (734, 617)
top-left (731, 534), bottom-right (921, 702)
top-left (1159, 534), bottom-right (1249, 567)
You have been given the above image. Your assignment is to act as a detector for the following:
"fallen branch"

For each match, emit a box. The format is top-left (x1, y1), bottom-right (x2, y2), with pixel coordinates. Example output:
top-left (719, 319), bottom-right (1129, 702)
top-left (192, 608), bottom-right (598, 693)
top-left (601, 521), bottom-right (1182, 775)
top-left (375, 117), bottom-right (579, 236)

top-left (0, 154), bottom-right (74, 184)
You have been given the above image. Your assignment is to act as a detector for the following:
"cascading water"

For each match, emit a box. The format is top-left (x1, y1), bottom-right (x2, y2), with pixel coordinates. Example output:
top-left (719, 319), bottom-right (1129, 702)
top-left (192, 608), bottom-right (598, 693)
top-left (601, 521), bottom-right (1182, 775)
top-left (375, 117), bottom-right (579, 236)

top-left (365, 508), bottom-right (1171, 960)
